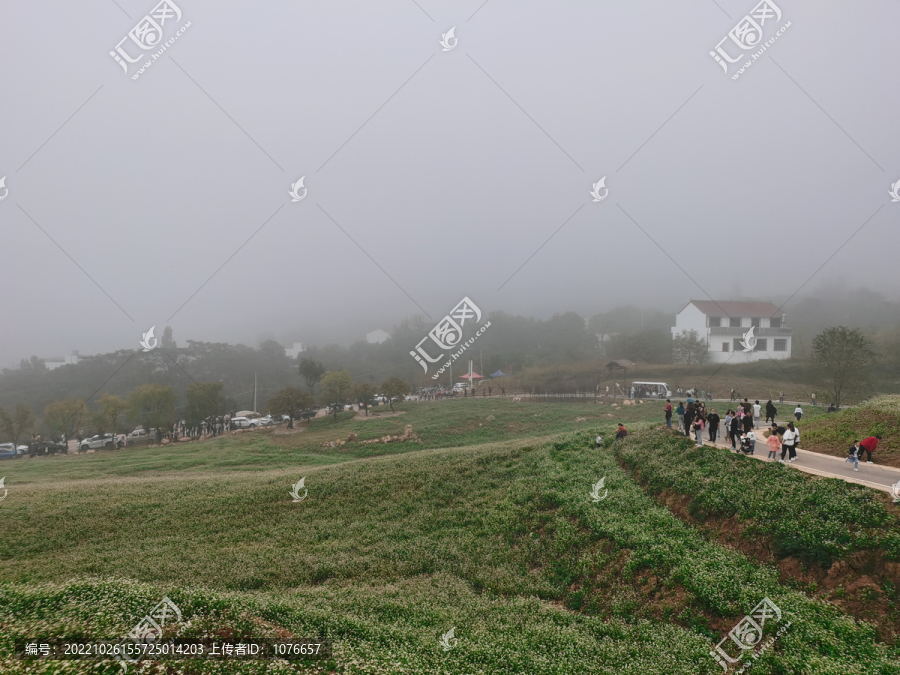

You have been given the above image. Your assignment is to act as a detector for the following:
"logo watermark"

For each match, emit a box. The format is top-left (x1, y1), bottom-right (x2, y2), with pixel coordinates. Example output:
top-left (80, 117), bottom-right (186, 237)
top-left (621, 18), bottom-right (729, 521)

top-left (590, 477), bottom-right (608, 502)
top-left (890, 180), bottom-right (900, 203)
top-left (109, 0), bottom-right (191, 81)
top-left (709, 1), bottom-right (790, 81)
top-left (589, 177), bottom-right (608, 202)
top-left (114, 596), bottom-right (183, 672)
top-left (0, 477), bottom-right (7, 502)
top-left (890, 480), bottom-right (900, 504)
top-left (739, 326), bottom-right (757, 353)
top-left (410, 297), bottom-right (492, 380)
top-left (440, 27), bottom-right (458, 52)
top-left (289, 478), bottom-right (308, 503)
top-left (289, 177), bottom-right (307, 202)
top-left (438, 627), bottom-right (458, 651)
top-left (139, 326), bottom-right (158, 352)
top-left (0, 176), bottom-right (8, 201)
top-left (710, 597), bottom-right (791, 673)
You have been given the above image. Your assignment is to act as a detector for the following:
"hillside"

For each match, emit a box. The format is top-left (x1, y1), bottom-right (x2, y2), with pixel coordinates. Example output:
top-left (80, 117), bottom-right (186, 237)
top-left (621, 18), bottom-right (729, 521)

top-left (1, 402), bottom-right (899, 673)
top-left (799, 395), bottom-right (900, 467)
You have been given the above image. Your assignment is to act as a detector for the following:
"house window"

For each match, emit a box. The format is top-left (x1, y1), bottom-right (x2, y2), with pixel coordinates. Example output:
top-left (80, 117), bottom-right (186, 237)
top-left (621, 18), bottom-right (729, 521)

top-left (774, 339), bottom-right (787, 352)
top-left (733, 338), bottom-right (743, 351)
top-left (755, 339), bottom-right (767, 351)
top-left (722, 342), bottom-right (729, 352)
top-left (751, 317), bottom-right (761, 327)
top-left (770, 316), bottom-right (782, 328)
top-left (709, 316), bottom-right (721, 327)
top-left (730, 317), bottom-right (742, 327)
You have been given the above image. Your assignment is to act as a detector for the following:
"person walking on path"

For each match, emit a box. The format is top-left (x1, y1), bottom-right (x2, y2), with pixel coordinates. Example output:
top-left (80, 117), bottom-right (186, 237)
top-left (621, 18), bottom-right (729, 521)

top-left (766, 429), bottom-right (781, 460)
top-left (780, 424), bottom-right (796, 462)
top-left (741, 398), bottom-right (752, 416)
top-left (779, 391), bottom-right (784, 404)
top-left (859, 435), bottom-right (881, 464)
top-left (729, 411), bottom-right (741, 450)
top-left (752, 400), bottom-right (761, 428)
top-left (765, 400), bottom-right (777, 425)
top-left (794, 405), bottom-right (803, 421)
top-left (664, 399), bottom-right (673, 428)
top-left (723, 410), bottom-right (733, 445)
top-left (846, 440), bottom-right (861, 471)
top-left (742, 408), bottom-right (753, 434)
top-left (676, 402), bottom-right (685, 432)
top-left (707, 409), bottom-right (720, 443)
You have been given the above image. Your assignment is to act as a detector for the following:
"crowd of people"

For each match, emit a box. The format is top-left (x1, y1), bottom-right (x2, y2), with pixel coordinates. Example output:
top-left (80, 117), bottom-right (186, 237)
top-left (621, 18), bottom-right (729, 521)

top-left (661, 396), bottom-right (883, 468)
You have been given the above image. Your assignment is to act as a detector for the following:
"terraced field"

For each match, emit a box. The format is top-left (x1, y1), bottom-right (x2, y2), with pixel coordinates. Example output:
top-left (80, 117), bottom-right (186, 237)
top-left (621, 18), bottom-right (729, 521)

top-left (1, 400), bottom-right (898, 673)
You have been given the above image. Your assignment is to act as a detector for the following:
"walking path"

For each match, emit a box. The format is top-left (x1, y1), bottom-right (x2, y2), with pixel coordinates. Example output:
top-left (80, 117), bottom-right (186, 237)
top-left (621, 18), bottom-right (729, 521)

top-left (695, 430), bottom-right (900, 495)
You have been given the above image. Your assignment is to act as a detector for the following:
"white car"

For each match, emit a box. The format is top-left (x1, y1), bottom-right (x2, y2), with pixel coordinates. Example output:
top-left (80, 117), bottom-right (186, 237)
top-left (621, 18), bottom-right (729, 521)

top-left (79, 433), bottom-right (125, 451)
top-left (256, 415), bottom-right (276, 426)
top-left (231, 417), bottom-right (263, 429)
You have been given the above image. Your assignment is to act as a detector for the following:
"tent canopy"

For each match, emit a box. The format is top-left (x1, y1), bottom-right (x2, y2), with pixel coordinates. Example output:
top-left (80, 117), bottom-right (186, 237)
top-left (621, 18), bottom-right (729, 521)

top-left (490, 370), bottom-right (507, 377)
top-left (459, 373), bottom-right (484, 379)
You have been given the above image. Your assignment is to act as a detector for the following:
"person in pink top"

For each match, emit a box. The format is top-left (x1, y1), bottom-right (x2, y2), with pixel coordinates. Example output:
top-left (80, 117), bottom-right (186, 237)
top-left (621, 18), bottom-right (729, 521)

top-left (766, 429), bottom-right (781, 460)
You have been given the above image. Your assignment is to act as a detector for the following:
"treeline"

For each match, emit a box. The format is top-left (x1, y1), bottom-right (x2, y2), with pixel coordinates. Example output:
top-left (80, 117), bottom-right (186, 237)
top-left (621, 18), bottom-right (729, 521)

top-left (4, 289), bottom-right (900, 437)
top-left (0, 372), bottom-right (412, 444)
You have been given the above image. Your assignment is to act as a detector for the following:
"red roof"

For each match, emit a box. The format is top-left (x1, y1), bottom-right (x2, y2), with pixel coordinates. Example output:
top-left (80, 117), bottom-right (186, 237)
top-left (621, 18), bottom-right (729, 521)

top-left (686, 300), bottom-right (781, 317)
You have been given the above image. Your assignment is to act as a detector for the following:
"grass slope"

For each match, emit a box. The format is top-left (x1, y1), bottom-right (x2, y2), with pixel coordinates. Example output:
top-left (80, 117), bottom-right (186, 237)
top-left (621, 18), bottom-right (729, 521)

top-left (0, 399), bottom-right (661, 485)
top-left (2, 423), bottom-right (899, 672)
top-left (799, 395), bottom-right (900, 467)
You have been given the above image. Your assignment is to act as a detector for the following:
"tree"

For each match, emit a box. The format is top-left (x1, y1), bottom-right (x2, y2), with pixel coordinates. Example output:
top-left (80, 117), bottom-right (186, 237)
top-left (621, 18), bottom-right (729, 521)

top-left (0, 402), bottom-right (37, 445)
top-left (354, 382), bottom-right (376, 417)
top-left (267, 387), bottom-right (315, 428)
top-left (184, 382), bottom-right (226, 428)
top-left (380, 377), bottom-right (410, 412)
top-left (320, 370), bottom-right (353, 419)
top-left (298, 358), bottom-right (325, 393)
top-left (44, 398), bottom-right (88, 442)
top-left (810, 326), bottom-right (874, 408)
top-left (96, 393), bottom-right (129, 434)
top-left (672, 329), bottom-right (709, 365)
top-left (128, 384), bottom-right (177, 438)
top-left (161, 326), bottom-right (177, 350)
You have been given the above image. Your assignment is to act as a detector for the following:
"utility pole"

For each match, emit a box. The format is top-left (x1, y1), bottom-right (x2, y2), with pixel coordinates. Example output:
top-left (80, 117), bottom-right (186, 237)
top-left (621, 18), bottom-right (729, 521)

top-left (253, 373), bottom-right (257, 412)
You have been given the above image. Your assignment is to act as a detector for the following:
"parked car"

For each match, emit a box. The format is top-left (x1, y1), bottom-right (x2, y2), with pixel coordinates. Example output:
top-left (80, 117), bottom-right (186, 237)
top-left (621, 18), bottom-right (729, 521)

top-left (231, 417), bottom-right (257, 429)
top-left (124, 428), bottom-right (158, 447)
top-left (256, 415), bottom-right (276, 427)
top-left (79, 434), bottom-right (124, 451)
top-left (28, 441), bottom-right (68, 457)
top-left (0, 443), bottom-right (20, 460)
top-left (298, 409), bottom-right (318, 420)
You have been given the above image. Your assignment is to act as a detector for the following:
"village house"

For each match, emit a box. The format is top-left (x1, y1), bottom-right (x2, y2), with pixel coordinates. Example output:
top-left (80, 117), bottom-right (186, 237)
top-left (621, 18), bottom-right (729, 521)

top-left (671, 300), bottom-right (792, 363)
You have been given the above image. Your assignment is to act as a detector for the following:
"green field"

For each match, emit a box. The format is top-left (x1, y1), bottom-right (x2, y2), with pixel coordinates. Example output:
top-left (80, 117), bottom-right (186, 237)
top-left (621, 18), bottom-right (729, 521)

top-left (1, 400), bottom-right (898, 674)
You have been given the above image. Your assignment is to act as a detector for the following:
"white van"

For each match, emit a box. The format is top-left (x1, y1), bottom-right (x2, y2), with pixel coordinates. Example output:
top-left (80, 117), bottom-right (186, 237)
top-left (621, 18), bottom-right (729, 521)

top-left (631, 382), bottom-right (672, 399)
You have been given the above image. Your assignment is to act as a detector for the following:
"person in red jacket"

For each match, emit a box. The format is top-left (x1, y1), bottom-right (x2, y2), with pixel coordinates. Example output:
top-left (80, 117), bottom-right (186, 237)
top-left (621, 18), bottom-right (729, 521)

top-left (859, 435), bottom-right (881, 463)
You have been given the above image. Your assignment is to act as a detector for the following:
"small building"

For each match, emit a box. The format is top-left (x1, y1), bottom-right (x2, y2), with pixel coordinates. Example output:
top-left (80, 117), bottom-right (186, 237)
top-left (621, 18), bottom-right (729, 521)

top-left (285, 342), bottom-right (306, 359)
top-left (366, 329), bottom-right (390, 345)
top-left (44, 351), bottom-right (80, 371)
top-left (671, 300), bottom-right (792, 363)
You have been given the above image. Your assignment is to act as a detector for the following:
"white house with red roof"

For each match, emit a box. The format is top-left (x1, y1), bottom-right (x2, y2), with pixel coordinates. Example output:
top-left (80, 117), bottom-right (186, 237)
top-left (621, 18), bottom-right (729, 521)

top-left (672, 300), bottom-right (792, 363)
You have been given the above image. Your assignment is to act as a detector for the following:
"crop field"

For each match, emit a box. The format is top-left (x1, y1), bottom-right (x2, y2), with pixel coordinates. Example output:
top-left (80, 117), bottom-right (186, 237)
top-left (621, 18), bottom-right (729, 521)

top-left (1, 400), bottom-right (898, 673)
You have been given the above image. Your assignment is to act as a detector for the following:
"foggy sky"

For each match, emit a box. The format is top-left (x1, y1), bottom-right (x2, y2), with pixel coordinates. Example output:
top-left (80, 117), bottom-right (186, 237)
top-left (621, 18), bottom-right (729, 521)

top-left (1, 0), bottom-right (898, 368)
